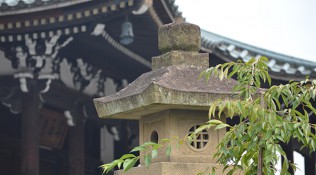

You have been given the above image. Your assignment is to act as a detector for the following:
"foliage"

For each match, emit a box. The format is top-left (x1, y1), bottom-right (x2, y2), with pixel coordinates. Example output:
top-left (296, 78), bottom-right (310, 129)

top-left (201, 57), bottom-right (316, 174)
top-left (100, 138), bottom-right (178, 174)
top-left (101, 57), bottom-right (316, 175)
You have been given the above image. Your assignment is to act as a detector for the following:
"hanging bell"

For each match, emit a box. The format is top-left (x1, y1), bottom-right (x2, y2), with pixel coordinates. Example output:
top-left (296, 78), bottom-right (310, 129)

top-left (120, 21), bottom-right (134, 45)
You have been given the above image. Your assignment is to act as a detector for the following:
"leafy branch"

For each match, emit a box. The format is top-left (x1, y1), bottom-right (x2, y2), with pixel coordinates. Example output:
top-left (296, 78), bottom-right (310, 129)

top-left (100, 137), bottom-right (184, 174)
top-left (201, 57), bottom-right (316, 174)
top-left (100, 56), bottom-right (316, 175)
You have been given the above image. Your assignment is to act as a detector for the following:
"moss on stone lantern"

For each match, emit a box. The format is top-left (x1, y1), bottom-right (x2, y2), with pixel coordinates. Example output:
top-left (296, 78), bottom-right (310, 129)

top-left (94, 16), bottom-right (239, 175)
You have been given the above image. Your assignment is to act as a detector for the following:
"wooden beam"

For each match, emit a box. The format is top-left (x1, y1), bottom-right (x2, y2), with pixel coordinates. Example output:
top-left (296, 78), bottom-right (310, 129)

top-left (68, 106), bottom-right (85, 175)
top-left (305, 152), bottom-right (316, 175)
top-left (21, 79), bottom-right (40, 175)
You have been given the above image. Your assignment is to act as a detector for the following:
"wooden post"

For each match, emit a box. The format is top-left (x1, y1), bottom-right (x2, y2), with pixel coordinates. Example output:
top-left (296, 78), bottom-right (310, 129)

top-left (68, 107), bottom-right (85, 175)
top-left (305, 152), bottom-right (316, 175)
top-left (21, 79), bottom-right (40, 175)
top-left (282, 141), bottom-right (294, 175)
top-left (114, 120), bottom-right (129, 159)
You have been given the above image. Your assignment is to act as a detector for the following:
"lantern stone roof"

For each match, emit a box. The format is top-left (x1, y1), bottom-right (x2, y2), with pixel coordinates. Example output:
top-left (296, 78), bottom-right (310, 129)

top-left (94, 17), bottom-right (238, 119)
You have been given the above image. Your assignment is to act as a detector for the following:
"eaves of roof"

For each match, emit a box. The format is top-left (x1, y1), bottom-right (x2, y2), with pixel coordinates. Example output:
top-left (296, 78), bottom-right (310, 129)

top-left (0, 0), bottom-right (141, 34)
top-left (0, 0), bottom-right (90, 15)
top-left (201, 30), bottom-right (316, 81)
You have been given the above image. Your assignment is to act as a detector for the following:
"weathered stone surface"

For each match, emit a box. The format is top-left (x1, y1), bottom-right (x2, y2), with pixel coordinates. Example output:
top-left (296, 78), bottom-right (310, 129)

top-left (152, 50), bottom-right (208, 70)
top-left (93, 15), bottom-right (241, 175)
top-left (158, 16), bottom-right (201, 53)
top-left (93, 65), bottom-right (238, 119)
top-left (93, 16), bottom-right (236, 119)
top-left (138, 110), bottom-right (226, 164)
top-left (114, 162), bottom-right (241, 175)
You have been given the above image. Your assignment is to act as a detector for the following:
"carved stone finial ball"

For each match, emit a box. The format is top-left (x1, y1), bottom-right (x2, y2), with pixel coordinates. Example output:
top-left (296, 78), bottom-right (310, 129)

top-left (158, 16), bottom-right (201, 53)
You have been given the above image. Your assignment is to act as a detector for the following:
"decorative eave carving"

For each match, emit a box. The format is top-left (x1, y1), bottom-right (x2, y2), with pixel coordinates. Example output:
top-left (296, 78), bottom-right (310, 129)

top-left (91, 24), bottom-right (151, 68)
top-left (0, 0), bottom-right (138, 36)
top-left (147, 0), bottom-right (182, 27)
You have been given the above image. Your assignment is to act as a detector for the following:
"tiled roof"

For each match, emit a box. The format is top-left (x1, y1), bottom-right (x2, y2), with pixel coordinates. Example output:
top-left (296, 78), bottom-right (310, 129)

top-left (201, 30), bottom-right (316, 81)
top-left (161, 0), bottom-right (316, 81)
top-left (0, 0), bottom-right (87, 13)
top-left (163, 0), bottom-right (182, 19)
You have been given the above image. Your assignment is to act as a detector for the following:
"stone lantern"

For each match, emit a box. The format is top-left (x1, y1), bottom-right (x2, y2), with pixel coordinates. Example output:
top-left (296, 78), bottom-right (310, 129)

top-left (94, 17), bottom-right (238, 175)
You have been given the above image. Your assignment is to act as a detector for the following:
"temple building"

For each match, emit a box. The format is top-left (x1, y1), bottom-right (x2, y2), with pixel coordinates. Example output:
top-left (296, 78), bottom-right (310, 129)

top-left (0, 0), bottom-right (315, 175)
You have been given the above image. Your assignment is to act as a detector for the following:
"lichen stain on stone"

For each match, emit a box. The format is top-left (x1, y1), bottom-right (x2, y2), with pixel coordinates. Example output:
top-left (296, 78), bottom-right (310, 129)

top-left (158, 17), bottom-right (201, 53)
top-left (94, 14), bottom-right (239, 120)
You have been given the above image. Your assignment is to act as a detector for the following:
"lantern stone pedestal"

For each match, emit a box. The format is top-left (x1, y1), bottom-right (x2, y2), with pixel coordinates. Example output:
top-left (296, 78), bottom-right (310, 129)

top-left (94, 16), bottom-right (239, 175)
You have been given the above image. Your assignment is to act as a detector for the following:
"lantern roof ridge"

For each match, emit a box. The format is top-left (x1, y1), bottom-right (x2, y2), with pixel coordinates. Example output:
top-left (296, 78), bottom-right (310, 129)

top-left (94, 17), bottom-right (239, 119)
top-left (98, 65), bottom-right (237, 101)
top-left (94, 65), bottom-right (238, 119)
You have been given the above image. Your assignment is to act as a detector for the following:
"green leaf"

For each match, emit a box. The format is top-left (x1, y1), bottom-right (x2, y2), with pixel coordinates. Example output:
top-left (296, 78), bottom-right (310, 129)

top-left (130, 146), bottom-right (145, 153)
top-left (280, 156), bottom-right (289, 175)
top-left (289, 162), bottom-right (297, 174)
top-left (176, 142), bottom-right (180, 149)
top-left (118, 161), bottom-right (123, 169)
top-left (123, 157), bottom-right (139, 172)
top-left (228, 69), bottom-right (238, 78)
top-left (194, 125), bottom-right (210, 134)
top-left (142, 142), bottom-right (158, 147)
top-left (264, 70), bottom-right (271, 85)
top-left (120, 154), bottom-right (136, 160)
top-left (207, 119), bottom-right (224, 125)
top-left (151, 149), bottom-right (158, 158)
top-left (236, 101), bottom-right (243, 113)
top-left (144, 154), bottom-right (151, 168)
top-left (211, 167), bottom-right (216, 175)
top-left (215, 123), bottom-right (231, 130)
top-left (312, 89), bottom-right (316, 99)
top-left (223, 67), bottom-right (229, 80)
top-left (227, 168), bottom-right (235, 175)
top-left (198, 71), bottom-right (206, 80)
top-left (205, 68), bottom-right (212, 81)
top-left (153, 144), bottom-right (163, 150)
top-left (160, 138), bottom-right (171, 143)
top-left (166, 145), bottom-right (171, 156)
top-left (104, 58), bottom-right (316, 175)
top-left (100, 164), bottom-right (110, 174)
top-left (179, 140), bottom-right (184, 145)
top-left (103, 159), bottom-right (122, 173)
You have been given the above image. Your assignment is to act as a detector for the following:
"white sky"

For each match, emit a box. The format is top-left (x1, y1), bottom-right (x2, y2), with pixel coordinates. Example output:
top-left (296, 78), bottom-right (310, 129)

top-left (175, 0), bottom-right (316, 62)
